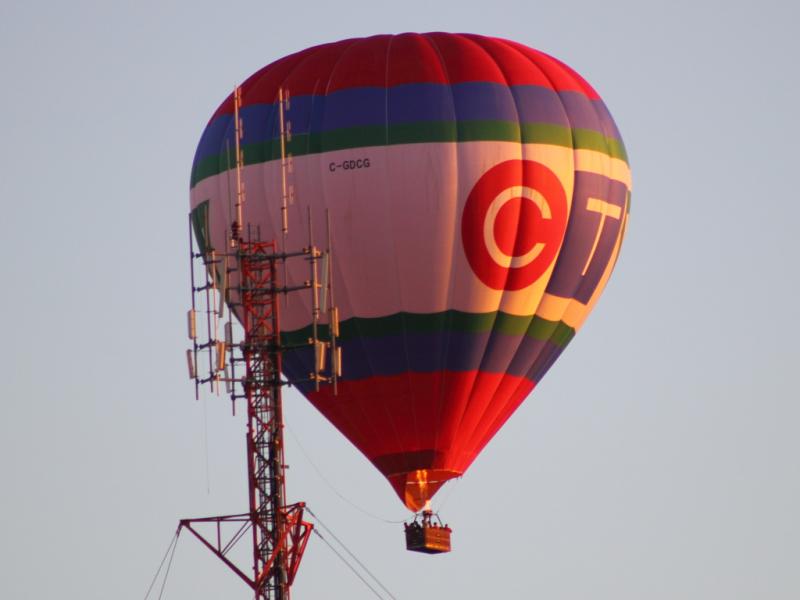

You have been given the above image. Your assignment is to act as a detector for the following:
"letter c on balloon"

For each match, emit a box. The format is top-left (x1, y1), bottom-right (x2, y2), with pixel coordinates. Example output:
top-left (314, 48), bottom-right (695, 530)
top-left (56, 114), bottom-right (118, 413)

top-left (461, 159), bottom-right (569, 291)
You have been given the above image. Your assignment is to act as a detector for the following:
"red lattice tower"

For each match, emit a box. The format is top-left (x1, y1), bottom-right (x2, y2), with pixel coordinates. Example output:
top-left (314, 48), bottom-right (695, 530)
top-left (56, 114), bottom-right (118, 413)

top-left (182, 85), bottom-right (338, 600)
top-left (182, 238), bottom-right (313, 600)
top-left (239, 240), bottom-right (311, 598)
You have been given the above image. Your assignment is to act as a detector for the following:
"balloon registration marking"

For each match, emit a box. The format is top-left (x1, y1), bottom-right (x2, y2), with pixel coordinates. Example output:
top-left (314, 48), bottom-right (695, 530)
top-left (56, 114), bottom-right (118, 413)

top-left (462, 160), bottom-right (569, 291)
top-left (581, 197), bottom-right (623, 276)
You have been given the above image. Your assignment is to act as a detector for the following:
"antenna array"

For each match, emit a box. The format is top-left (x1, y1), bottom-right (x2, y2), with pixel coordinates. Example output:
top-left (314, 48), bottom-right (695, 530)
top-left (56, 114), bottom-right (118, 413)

top-left (186, 211), bottom-right (342, 406)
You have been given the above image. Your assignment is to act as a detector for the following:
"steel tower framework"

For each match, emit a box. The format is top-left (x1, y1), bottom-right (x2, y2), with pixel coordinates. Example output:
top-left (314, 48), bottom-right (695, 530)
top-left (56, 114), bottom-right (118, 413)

top-left (183, 235), bottom-right (320, 600)
top-left (181, 85), bottom-right (339, 599)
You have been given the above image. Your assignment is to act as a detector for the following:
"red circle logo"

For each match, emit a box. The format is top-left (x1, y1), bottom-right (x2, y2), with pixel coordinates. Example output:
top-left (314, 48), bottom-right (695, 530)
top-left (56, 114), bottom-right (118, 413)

top-left (461, 160), bottom-right (568, 291)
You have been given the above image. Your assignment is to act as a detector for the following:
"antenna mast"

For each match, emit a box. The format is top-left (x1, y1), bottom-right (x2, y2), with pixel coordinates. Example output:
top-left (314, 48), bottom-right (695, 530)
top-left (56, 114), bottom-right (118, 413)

top-left (182, 85), bottom-right (340, 600)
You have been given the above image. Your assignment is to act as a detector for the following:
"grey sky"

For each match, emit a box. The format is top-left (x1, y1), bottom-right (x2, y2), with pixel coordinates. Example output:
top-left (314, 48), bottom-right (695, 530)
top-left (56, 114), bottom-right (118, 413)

top-left (1, 1), bottom-right (798, 598)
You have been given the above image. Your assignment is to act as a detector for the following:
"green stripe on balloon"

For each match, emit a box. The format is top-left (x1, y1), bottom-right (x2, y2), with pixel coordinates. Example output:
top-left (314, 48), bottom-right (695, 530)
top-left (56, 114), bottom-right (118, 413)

top-left (280, 310), bottom-right (576, 348)
top-left (190, 121), bottom-right (628, 187)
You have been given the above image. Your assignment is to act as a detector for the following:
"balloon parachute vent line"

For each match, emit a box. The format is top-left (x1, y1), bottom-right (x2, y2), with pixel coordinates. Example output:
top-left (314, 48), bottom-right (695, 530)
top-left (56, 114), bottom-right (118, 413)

top-left (404, 509), bottom-right (452, 554)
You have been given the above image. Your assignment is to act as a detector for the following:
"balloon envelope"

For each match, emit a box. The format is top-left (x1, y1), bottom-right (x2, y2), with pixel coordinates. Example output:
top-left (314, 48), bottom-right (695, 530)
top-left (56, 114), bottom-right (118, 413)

top-left (190, 33), bottom-right (630, 511)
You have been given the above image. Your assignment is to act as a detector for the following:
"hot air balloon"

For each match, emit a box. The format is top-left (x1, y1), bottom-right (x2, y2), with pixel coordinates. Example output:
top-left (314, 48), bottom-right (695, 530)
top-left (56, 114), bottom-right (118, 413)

top-left (190, 33), bottom-right (630, 518)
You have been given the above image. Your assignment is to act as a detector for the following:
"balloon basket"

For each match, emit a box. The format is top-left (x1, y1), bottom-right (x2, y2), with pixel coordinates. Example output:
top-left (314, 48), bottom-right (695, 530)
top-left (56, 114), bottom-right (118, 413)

top-left (404, 510), bottom-right (452, 554)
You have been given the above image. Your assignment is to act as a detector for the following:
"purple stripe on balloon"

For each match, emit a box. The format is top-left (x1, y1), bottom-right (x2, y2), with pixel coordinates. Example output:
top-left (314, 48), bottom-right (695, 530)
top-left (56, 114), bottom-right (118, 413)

top-left (587, 95), bottom-right (623, 141)
top-left (526, 342), bottom-right (566, 383)
top-left (557, 91), bottom-right (623, 137)
top-left (510, 85), bottom-right (571, 126)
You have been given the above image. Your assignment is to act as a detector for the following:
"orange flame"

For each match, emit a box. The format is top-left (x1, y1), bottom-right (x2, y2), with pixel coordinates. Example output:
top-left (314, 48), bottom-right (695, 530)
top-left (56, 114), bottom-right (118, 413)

top-left (414, 469), bottom-right (428, 501)
top-left (403, 469), bottom-right (429, 512)
top-left (396, 468), bottom-right (460, 512)
top-left (415, 469), bottom-right (429, 498)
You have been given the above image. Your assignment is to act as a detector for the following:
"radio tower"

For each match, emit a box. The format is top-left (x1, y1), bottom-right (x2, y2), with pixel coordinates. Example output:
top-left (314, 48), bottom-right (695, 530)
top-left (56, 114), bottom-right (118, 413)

top-left (182, 86), bottom-right (340, 599)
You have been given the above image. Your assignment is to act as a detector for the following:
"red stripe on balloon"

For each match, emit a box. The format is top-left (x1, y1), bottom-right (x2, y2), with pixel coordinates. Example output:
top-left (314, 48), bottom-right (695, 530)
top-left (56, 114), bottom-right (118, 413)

top-left (210, 33), bottom-right (601, 120)
top-left (502, 39), bottom-right (602, 99)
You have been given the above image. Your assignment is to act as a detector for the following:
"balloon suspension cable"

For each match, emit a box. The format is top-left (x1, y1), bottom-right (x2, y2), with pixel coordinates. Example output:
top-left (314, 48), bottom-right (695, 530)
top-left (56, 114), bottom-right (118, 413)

top-left (284, 422), bottom-right (406, 524)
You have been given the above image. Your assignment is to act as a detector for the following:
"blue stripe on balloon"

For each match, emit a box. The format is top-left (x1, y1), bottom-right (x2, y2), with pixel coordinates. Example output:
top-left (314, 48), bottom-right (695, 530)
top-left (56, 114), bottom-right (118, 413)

top-left (280, 330), bottom-right (563, 384)
top-left (192, 83), bottom-right (622, 166)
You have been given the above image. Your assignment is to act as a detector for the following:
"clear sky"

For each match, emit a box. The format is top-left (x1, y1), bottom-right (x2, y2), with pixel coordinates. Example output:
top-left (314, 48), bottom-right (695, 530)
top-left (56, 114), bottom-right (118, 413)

top-left (1, 1), bottom-right (798, 598)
